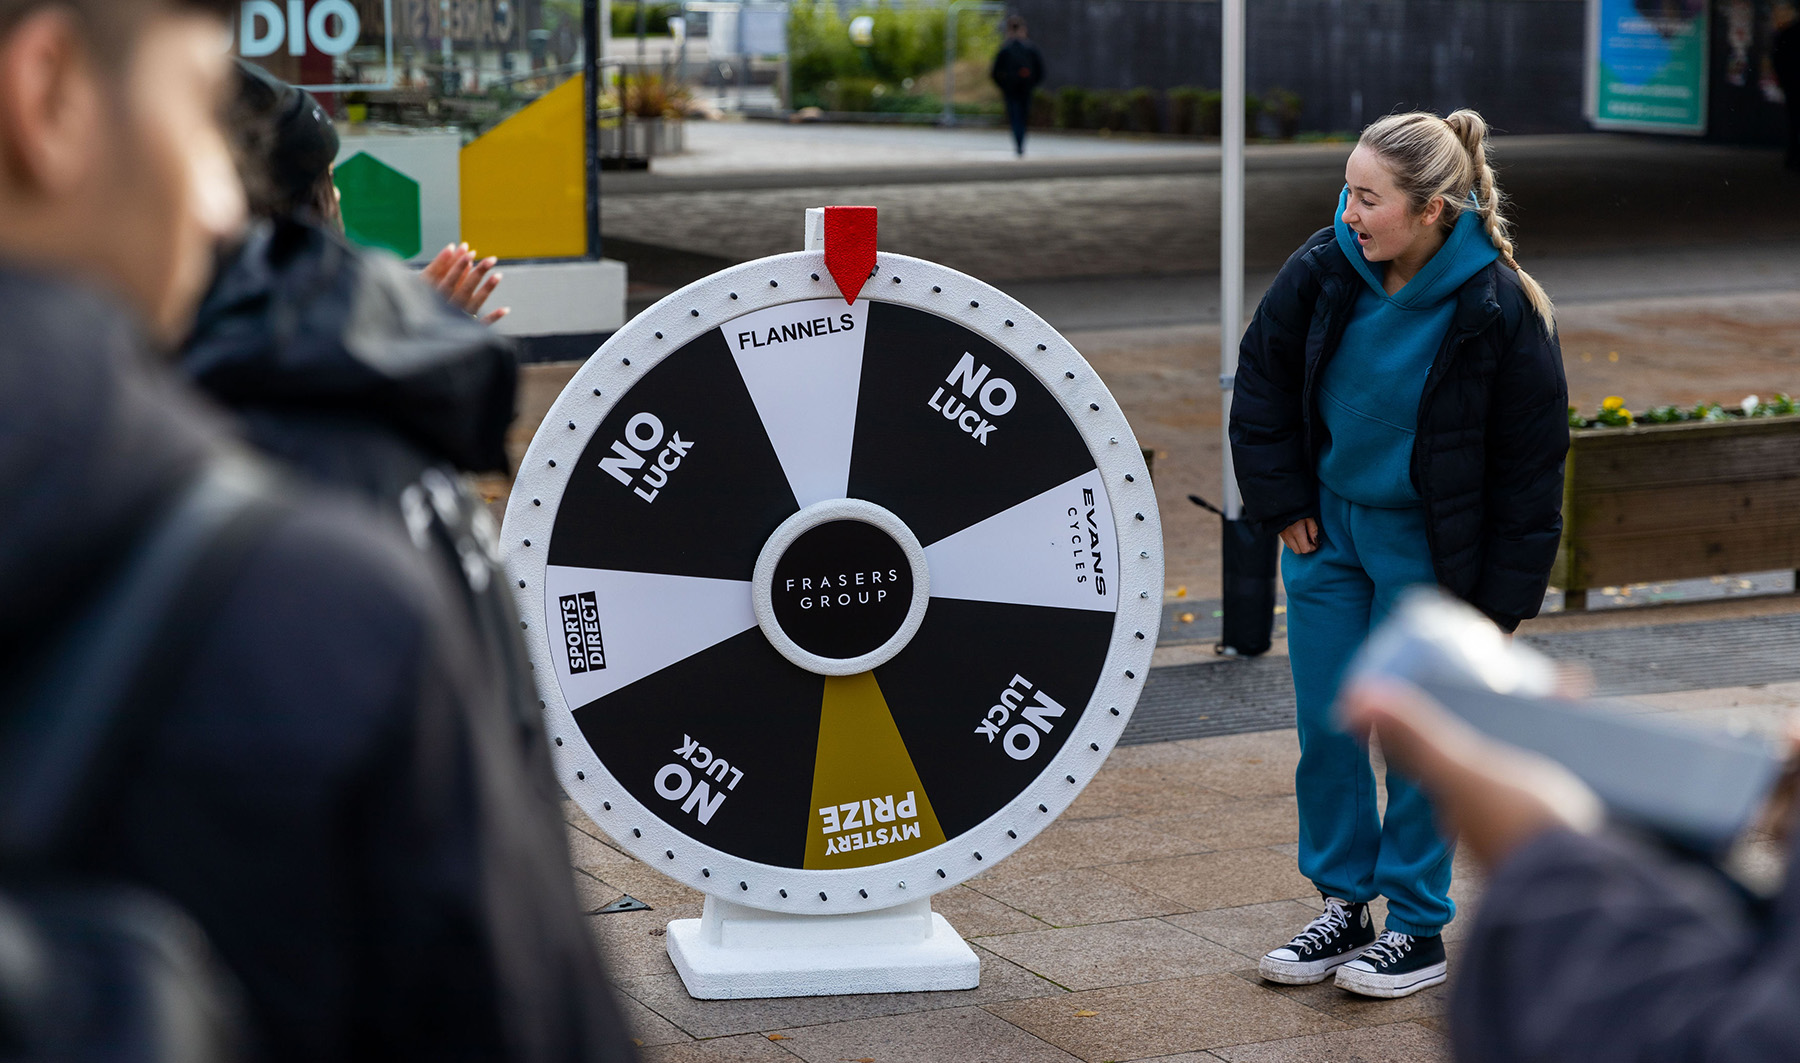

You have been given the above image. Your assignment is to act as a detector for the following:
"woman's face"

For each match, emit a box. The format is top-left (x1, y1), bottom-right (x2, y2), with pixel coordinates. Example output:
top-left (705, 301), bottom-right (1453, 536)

top-left (1341, 145), bottom-right (1441, 263)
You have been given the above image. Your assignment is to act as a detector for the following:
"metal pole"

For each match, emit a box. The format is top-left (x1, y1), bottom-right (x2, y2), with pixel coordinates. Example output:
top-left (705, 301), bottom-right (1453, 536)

top-left (441, 0), bottom-right (454, 92)
top-left (584, 0), bottom-right (603, 260)
top-left (942, 1), bottom-right (958, 127)
top-left (1220, 0), bottom-right (1244, 521)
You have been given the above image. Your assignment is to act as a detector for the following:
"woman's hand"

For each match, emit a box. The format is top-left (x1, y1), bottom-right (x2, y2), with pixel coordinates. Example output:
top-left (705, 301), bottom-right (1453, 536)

top-left (422, 242), bottom-right (510, 326)
top-left (1280, 518), bottom-right (1320, 554)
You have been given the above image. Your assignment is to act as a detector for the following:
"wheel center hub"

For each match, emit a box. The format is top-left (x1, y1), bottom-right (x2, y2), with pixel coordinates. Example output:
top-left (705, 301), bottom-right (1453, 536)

top-left (753, 499), bottom-right (930, 675)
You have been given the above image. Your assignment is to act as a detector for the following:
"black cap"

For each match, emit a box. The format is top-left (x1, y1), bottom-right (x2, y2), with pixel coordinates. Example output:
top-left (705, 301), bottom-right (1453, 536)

top-left (233, 59), bottom-right (339, 209)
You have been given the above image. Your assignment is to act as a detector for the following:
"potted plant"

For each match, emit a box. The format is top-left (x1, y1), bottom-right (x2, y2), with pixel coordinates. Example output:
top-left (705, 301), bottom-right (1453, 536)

top-left (1554, 394), bottom-right (1800, 609)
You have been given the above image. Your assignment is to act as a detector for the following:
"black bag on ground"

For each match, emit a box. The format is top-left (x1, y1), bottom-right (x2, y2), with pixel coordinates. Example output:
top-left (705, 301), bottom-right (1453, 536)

top-left (1220, 518), bottom-right (1280, 657)
top-left (0, 457), bottom-right (277, 1063)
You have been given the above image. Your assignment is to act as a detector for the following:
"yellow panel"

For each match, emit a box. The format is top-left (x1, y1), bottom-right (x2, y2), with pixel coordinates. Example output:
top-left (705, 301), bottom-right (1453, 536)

top-left (460, 74), bottom-right (587, 260)
top-left (804, 672), bottom-right (947, 870)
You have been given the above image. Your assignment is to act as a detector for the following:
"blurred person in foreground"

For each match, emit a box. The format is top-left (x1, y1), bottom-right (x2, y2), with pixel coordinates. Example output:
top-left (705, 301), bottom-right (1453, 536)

top-left (184, 62), bottom-right (531, 692)
top-left (1230, 110), bottom-right (1567, 998)
top-left (990, 15), bottom-right (1044, 156)
top-left (1344, 678), bottom-right (1800, 1062)
top-left (0, 2), bottom-right (633, 1060)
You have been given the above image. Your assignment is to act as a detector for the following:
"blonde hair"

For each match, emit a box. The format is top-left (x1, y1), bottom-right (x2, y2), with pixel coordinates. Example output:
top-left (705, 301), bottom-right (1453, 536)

top-left (1358, 108), bottom-right (1555, 335)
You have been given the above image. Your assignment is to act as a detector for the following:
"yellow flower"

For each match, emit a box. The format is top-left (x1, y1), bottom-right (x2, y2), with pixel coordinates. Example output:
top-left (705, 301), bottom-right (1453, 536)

top-left (1602, 396), bottom-right (1624, 412)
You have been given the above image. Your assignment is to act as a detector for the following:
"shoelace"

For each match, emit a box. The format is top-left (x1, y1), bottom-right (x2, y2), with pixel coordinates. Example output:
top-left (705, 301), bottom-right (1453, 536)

top-left (1359, 930), bottom-right (1415, 966)
top-left (1288, 900), bottom-right (1353, 953)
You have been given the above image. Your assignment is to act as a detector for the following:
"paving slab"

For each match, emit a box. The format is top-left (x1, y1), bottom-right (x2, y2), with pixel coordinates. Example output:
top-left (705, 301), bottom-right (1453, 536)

top-left (1167, 901), bottom-right (1333, 962)
top-left (638, 1033), bottom-right (803, 1063)
top-left (770, 1005), bottom-right (1082, 1063)
top-left (976, 815), bottom-right (1211, 878)
top-left (567, 824), bottom-right (640, 872)
top-left (614, 948), bottom-right (1064, 1039)
top-left (579, 862), bottom-right (708, 912)
top-left (587, 906), bottom-right (694, 980)
top-left (929, 883), bottom-right (1048, 938)
top-left (1229, 966), bottom-right (1452, 1031)
top-left (1142, 797), bottom-right (1300, 852)
top-left (618, 994), bottom-right (693, 1048)
top-left (1207, 1021), bottom-right (1449, 1062)
top-left (1106, 849), bottom-right (1316, 911)
top-left (984, 974), bottom-right (1349, 1062)
top-left (974, 918), bottom-right (1246, 991)
top-left (966, 866), bottom-right (1195, 927)
top-left (1062, 769), bottom-right (1236, 820)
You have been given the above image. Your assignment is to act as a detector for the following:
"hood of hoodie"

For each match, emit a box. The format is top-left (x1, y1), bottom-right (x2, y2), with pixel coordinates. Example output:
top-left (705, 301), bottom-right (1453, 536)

top-left (1334, 186), bottom-right (1498, 309)
top-left (181, 218), bottom-right (518, 475)
top-left (0, 267), bottom-right (222, 648)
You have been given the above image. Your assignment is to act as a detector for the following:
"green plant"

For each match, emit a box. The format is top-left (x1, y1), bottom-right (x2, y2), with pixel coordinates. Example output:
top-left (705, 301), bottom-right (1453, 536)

top-left (823, 76), bottom-right (880, 112)
top-left (1086, 89), bottom-right (1128, 131)
top-left (1056, 85), bottom-right (1088, 129)
top-left (1576, 393), bottom-right (1799, 429)
top-left (1199, 89), bottom-right (1223, 136)
top-left (1168, 86), bottom-right (1205, 135)
top-left (1126, 87), bottom-right (1158, 133)
top-left (611, 1), bottom-right (680, 37)
top-left (787, 0), bottom-right (993, 106)
top-left (623, 72), bottom-right (688, 118)
top-left (1263, 87), bottom-right (1302, 139)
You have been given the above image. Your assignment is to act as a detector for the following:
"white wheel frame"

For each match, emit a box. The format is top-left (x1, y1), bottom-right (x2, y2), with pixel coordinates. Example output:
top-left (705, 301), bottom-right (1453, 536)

top-left (502, 250), bottom-right (1164, 916)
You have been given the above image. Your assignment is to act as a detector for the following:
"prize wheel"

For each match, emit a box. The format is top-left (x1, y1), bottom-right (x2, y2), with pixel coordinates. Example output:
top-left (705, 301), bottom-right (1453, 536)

top-left (503, 250), bottom-right (1163, 916)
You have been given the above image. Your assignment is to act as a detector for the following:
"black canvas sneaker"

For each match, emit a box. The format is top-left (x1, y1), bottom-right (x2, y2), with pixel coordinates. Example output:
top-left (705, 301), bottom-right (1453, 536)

top-left (1258, 897), bottom-right (1376, 985)
top-left (1334, 929), bottom-right (1448, 998)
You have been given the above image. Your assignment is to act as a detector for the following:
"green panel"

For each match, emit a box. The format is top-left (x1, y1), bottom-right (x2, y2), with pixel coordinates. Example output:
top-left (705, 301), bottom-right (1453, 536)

top-left (334, 152), bottom-right (423, 259)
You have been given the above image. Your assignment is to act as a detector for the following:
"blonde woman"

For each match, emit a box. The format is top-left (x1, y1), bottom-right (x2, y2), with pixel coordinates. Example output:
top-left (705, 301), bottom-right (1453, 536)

top-left (1228, 110), bottom-right (1567, 999)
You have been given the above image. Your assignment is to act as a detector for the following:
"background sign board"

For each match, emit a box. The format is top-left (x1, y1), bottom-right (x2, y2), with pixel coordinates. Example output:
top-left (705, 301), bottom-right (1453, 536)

top-left (236, 0), bottom-right (396, 92)
top-left (333, 131), bottom-right (461, 262)
top-left (1586, 0), bottom-right (1709, 133)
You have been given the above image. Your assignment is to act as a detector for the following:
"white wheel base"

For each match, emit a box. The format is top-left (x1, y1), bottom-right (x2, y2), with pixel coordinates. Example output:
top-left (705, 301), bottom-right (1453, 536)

top-left (666, 895), bottom-right (979, 999)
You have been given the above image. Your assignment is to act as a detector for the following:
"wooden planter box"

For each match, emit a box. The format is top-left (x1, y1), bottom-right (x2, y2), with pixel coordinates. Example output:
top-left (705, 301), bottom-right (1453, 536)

top-left (1553, 417), bottom-right (1800, 609)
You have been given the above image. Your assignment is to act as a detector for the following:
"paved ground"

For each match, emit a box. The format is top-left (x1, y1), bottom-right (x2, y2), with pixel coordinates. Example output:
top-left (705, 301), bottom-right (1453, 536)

top-left (568, 621), bottom-right (1799, 1061)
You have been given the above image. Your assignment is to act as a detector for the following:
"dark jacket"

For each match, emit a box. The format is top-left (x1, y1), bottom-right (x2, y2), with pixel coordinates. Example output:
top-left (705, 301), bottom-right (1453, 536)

top-left (991, 38), bottom-right (1045, 96)
top-left (1, 268), bottom-right (633, 1063)
top-left (183, 217), bottom-right (516, 494)
top-left (1452, 828), bottom-right (1796, 1062)
top-left (1229, 226), bottom-right (1568, 630)
top-left (182, 218), bottom-right (547, 770)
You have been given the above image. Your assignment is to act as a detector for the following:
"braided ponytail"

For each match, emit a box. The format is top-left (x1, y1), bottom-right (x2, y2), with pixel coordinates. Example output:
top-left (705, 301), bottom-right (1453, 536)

top-left (1359, 108), bottom-right (1557, 336)
top-left (1443, 110), bottom-right (1556, 335)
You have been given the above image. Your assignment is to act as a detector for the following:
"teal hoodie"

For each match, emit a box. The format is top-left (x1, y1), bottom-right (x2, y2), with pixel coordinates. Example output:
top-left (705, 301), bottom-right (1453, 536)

top-left (1316, 187), bottom-right (1499, 508)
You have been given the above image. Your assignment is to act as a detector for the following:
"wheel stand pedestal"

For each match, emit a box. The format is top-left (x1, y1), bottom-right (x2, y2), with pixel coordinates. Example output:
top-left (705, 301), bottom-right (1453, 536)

top-left (666, 896), bottom-right (979, 999)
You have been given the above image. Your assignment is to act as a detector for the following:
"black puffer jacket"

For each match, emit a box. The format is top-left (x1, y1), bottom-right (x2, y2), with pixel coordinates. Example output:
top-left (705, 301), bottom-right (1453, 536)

top-left (1229, 226), bottom-right (1568, 630)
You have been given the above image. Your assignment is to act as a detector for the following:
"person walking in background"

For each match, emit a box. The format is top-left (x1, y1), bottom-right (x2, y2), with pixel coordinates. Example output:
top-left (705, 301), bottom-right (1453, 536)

top-left (0, 1), bottom-right (634, 1058)
top-left (1229, 109), bottom-right (1568, 998)
top-left (1775, 9), bottom-right (1800, 171)
top-left (991, 15), bottom-right (1044, 156)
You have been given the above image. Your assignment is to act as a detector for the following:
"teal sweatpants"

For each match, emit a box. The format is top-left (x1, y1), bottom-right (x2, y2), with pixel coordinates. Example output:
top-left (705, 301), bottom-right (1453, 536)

top-left (1280, 483), bottom-right (1455, 936)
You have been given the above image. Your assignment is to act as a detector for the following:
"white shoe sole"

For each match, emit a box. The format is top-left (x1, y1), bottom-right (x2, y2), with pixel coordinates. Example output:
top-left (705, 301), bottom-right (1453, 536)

top-left (1258, 944), bottom-right (1370, 986)
top-left (1333, 960), bottom-right (1448, 999)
